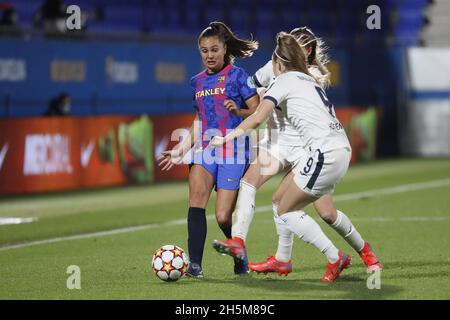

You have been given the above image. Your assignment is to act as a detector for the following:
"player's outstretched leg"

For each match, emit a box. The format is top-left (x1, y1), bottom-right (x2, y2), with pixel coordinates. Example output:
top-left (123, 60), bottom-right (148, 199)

top-left (213, 150), bottom-right (283, 274)
top-left (214, 186), bottom-right (252, 275)
top-left (212, 180), bottom-right (256, 272)
top-left (212, 237), bottom-right (249, 275)
top-left (314, 195), bottom-right (383, 271)
top-left (321, 251), bottom-right (352, 282)
top-left (213, 237), bottom-right (247, 260)
top-left (249, 255), bottom-right (292, 276)
top-left (248, 202), bottom-right (293, 276)
top-left (358, 242), bottom-right (383, 271)
top-left (276, 176), bottom-right (351, 282)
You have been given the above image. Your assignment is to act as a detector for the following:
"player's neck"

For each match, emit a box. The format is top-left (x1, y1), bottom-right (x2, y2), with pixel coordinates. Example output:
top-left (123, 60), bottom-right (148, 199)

top-left (206, 63), bottom-right (229, 75)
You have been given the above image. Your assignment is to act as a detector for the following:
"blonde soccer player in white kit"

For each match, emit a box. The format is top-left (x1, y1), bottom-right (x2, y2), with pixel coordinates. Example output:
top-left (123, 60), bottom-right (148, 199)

top-left (211, 31), bottom-right (380, 282)
top-left (247, 27), bottom-right (382, 276)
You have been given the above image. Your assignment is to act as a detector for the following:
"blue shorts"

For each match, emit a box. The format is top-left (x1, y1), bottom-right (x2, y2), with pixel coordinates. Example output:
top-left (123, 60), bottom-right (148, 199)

top-left (191, 147), bottom-right (248, 190)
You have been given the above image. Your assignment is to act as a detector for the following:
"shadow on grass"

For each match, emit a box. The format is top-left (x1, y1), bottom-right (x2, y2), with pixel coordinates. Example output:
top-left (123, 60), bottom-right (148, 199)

top-left (232, 273), bottom-right (402, 300)
top-left (229, 258), bottom-right (450, 299)
top-left (151, 258), bottom-right (450, 299)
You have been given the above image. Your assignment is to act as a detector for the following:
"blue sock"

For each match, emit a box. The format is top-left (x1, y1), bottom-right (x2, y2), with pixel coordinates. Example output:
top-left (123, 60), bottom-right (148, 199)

top-left (187, 207), bottom-right (207, 267)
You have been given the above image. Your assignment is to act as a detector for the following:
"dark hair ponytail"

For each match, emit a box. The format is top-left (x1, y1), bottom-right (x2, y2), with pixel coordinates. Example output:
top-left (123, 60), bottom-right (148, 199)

top-left (198, 21), bottom-right (259, 65)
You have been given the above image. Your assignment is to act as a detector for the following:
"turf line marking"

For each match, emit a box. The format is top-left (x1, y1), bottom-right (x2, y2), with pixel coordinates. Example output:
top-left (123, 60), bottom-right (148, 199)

top-left (259, 216), bottom-right (448, 224)
top-left (1, 178), bottom-right (450, 252)
top-left (0, 217), bottom-right (37, 226)
top-left (254, 178), bottom-right (450, 213)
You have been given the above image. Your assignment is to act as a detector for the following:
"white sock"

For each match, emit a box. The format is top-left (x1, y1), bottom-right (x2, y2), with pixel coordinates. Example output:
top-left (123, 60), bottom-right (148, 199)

top-left (281, 211), bottom-right (339, 263)
top-left (231, 181), bottom-right (256, 241)
top-left (272, 203), bottom-right (294, 262)
top-left (331, 210), bottom-right (365, 252)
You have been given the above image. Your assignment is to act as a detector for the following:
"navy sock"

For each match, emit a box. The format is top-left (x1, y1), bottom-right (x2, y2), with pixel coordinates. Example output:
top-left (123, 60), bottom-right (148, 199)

top-left (219, 223), bottom-right (232, 239)
top-left (187, 207), bottom-right (207, 267)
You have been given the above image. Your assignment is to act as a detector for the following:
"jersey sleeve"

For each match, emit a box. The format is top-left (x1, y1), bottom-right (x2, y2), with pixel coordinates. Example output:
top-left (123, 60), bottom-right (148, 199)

top-left (263, 75), bottom-right (289, 107)
top-left (190, 76), bottom-right (198, 113)
top-left (237, 67), bottom-right (257, 103)
top-left (253, 60), bottom-right (274, 88)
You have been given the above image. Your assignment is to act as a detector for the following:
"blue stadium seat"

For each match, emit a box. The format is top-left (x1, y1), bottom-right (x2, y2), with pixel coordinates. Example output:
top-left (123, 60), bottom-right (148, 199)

top-left (256, 0), bottom-right (282, 10)
top-left (331, 10), bottom-right (358, 42)
top-left (228, 8), bottom-right (251, 37)
top-left (90, 0), bottom-right (147, 6)
top-left (203, 7), bottom-right (226, 24)
top-left (306, 9), bottom-right (329, 37)
top-left (185, 10), bottom-right (201, 32)
top-left (104, 6), bottom-right (142, 28)
top-left (394, 28), bottom-right (420, 46)
top-left (337, 0), bottom-right (366, 11)
top-left (399, 0), bottom-right (428, 10)
top-left (280, 9), bottom-right (301, 31)
top-left (254, 8), bottom-right (278, 40)
top-left (68, 0), bottom-right (96, 9)
top-left (396, 10), bottom-right (425, 31)
top-left (11, 0), bottom-right (42, 29)
top-left (308, 0), bottom-right (337, 11)
top-left (186, 0), bottom-right (205, 5)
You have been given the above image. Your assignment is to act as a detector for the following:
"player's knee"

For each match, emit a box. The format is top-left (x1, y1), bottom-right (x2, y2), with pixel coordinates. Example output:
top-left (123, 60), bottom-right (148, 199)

top-left (189, 190), bottom-right (209, 207)
top-left (318, 208), bottom-right (337, 224)
top-left (216, 212), bottom-right (231, 227)
top-left (241, 177), bottom-right (258, 189)
top-left (272, 194), bottom-right (281, 206)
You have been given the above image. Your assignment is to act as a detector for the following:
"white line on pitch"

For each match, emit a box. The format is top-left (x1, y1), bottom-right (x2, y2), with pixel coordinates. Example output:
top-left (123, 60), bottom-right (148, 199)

top-left (1, 178), bottom-right (450, 252)
top-left (254, 178), bottom-right (450, 213)
top-left (258, 216), bottom-right (448, 224)
top-left (0, 217), bottom-right (37, 226)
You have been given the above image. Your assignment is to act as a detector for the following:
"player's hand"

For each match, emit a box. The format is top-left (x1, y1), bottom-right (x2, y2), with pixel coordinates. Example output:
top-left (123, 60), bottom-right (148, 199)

top-left (224, 99), bottom-right (240, 116)
top-left (209, 136), bottom-right (226, 148)
top-left (157, 149), bottom-right (183, 171)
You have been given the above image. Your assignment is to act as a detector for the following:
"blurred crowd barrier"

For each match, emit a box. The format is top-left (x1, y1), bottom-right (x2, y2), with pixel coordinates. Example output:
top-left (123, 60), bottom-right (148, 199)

top-left (0, 109), bottom-right (376, 195)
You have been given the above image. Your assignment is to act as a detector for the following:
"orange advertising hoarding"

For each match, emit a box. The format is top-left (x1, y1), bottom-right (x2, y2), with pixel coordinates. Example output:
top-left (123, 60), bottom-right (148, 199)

top-left (79, 116), bottom-right (136, 188)
top-left (0, 117), bottom-right (81, 194)
top-left (152, 113), bottom-right (196, 182)
top-left (0, 108), bottom-right (376, 194)
top-left (0, 115), bottom-right (143, 194)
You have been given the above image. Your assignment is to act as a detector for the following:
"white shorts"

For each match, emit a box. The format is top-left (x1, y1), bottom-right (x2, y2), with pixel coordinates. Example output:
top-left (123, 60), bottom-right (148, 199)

top-left (257, 139), bottom-right (305, 170)
top-left (292, 147), bottom-right (351, 197)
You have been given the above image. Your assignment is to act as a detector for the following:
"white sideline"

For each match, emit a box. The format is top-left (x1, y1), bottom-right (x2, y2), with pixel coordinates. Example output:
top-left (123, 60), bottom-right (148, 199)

top-left (1, 178), bottom-right (450, 252)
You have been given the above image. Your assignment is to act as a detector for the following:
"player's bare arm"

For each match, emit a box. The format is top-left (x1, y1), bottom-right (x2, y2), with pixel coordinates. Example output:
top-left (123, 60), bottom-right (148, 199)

top-left (210, 98), bottom-right (274, 147)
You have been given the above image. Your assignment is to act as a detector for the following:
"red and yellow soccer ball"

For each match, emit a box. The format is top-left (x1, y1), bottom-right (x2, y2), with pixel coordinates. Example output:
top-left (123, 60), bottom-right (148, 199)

top-left (151, 245), bottom-right (189, 282)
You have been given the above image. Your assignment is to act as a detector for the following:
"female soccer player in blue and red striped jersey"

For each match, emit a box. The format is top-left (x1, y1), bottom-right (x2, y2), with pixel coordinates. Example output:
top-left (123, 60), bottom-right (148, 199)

top-left (158, 21), bottom-right (260, 277)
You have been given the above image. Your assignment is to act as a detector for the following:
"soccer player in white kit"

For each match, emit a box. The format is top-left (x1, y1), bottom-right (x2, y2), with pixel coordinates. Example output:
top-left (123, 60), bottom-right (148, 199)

top-left (249, 27), bottom-right (382, 275)
top-left (210, 30), bottom-right (381, 282)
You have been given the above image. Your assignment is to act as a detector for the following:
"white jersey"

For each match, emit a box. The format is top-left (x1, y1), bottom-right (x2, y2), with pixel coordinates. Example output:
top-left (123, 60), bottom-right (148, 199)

top-left (253, 60), bottom-right (327, 147)
top-left (254, 59), bottom-right (325, 88)
top-left (263, 71), bottom-right (350, 153)
top-left (253, 60), bottom-right (274, 88)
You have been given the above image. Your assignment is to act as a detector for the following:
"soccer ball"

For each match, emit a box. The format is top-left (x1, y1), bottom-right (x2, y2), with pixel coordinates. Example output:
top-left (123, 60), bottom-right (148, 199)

top-left (151, 245), bottom-right (189, 282)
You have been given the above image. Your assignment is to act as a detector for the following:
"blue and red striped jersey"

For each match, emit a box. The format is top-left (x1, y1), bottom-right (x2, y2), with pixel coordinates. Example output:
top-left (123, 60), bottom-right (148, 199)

top-left (190, 64), bottom-right (257, 152)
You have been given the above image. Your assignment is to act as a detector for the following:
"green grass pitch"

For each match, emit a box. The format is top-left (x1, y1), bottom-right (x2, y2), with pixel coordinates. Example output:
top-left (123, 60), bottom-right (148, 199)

top-left (0, 158), bottom-right (450, 299)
